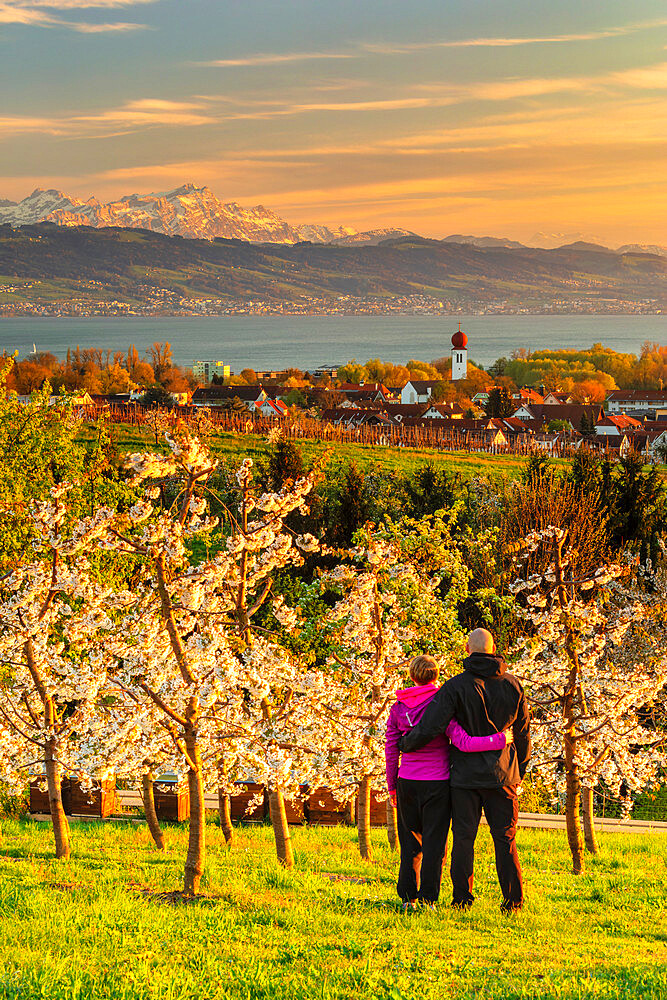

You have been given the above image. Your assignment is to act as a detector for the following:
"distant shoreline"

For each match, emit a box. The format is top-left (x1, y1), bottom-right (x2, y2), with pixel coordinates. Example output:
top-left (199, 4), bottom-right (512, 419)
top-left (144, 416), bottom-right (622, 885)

top-left (1, 307), bottom-right (662, 319)
top-left (2, 314), bottom-right (664, 371)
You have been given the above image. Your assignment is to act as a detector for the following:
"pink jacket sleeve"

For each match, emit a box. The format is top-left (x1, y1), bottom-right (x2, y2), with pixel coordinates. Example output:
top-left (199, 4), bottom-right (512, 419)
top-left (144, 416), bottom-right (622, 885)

top-left (446, 718), bottom-right (507, 752)
top-left (384, 705), bottom-right (401, 793)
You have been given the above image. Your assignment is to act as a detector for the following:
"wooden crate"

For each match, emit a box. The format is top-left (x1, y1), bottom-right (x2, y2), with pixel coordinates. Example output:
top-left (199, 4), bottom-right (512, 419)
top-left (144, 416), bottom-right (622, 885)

top-left (154, 779), bottom-right (190, 822)
top-left (307, 788), bottom-right (355, 826)
top-left (230, 783), bottom-right (267, 822)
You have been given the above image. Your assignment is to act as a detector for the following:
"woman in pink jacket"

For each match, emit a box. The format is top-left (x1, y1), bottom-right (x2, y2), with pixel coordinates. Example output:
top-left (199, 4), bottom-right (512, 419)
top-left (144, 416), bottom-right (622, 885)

top-left (385, 654), bottom-right (512, 909)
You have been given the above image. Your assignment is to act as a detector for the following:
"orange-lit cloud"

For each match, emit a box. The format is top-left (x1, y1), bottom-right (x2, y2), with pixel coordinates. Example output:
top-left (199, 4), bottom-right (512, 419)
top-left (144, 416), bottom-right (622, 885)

top-left (2, 5), bottom-right (667, 245)
top-left (0, 0), bottom-right (154, 31)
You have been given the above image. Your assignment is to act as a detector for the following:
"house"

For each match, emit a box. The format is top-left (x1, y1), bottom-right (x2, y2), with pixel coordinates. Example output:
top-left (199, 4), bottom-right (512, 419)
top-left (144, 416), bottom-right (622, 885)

top-left (14, 389), bottom-right (96, 409)
top-left (428, 418), bottom-right (508, 448)
top-left (382, 403), bottom-right (429, 423)
top-left (542, 391), bottom-right (573, 405)
top-left (400, 380), bottom-right (442, 404)
top-left (607, 390), bottom-right (667, 414)
top-left (618, 432), bottom-right (656, 460)
top-left (256, 398), bottom-right (288, 418)
top-left (337, 382), bottom-right (393, 403)
top-left (192, 385), bottom-right (267, 410)
top-left (515, 388), bottom-right (545, 405)
top-left (531, 432), bottom-right (564, 455)
top-left (472, 391), bottom-right (490, 405)
top-left (422, 403), bottom-right (465, 420)
top-left (460, 419), bottom-right (508, 448)
top-left (617, 429), bottom-right (667, 462)
top-left (511, 403), bottom-right (602, 431)
top-left (595, 414), bottom-right (643, 437)
top-left (321, 406), bottom-right (393, 428)
top-left (500, 416), bottom-right (533, 437)
top-left (649, 429), bottom-right (667, 461)
top-left (321, 406), bottom-right (353, 426)
top-left (41, 390), bottom-right (95, 408)
top-left (309, 364), bottom-right (341, 380)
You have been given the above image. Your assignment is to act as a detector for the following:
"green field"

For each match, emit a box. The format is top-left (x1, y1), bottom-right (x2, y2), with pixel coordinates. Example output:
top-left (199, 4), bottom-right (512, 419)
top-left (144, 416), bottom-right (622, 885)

top-left (81, 422), bottom-right (544, 480)
top-left (1, 819), bottom-right (665, 999)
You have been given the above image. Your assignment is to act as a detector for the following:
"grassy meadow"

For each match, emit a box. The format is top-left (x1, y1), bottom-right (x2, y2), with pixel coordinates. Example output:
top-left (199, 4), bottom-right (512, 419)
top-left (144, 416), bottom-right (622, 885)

top-left (0, 818), bottom-right (665, 999)
top-left (79, 421), bottom-right (541, 480)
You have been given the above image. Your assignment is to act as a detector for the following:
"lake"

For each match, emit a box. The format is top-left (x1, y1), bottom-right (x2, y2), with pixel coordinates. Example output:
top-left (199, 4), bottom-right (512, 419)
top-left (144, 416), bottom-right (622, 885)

top-left (0, 315), bottom-right (664, 371)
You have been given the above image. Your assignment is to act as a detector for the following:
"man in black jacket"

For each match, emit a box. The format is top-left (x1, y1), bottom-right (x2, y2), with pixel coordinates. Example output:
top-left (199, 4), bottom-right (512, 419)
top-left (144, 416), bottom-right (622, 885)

top-left (398, 628), bottom-right (530, 912)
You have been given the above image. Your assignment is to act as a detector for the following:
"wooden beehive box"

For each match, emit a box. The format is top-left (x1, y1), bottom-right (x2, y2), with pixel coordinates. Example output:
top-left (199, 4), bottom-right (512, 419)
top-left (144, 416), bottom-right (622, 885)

top-left (354, 789), bottom-right (389, 827)
top-left (230, 782), bottom-right (267, 822)
top-left (370, 789), bottom-right (388, 827)
top-left (66, 777), bottom-right (116, 818)
top-left (154, 779), bottom-right (190, 821)
top-left (307, 787), bottom-right (355, 826)
top-left (28, 780), bottom-right (51, 814)
top-left (29, 777), bottom-right (116, 817)
top-left (282, 787), bottom-right (308, 825)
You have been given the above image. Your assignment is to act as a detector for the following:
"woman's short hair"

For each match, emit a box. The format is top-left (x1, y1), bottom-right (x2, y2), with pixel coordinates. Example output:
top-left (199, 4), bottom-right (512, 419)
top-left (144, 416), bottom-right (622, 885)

top-left (409, 654), bottom-right (439, 684)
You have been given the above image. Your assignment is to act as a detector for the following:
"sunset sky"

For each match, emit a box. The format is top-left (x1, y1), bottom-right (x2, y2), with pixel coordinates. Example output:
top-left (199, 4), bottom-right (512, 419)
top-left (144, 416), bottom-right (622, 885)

top-left (1, 0), bottom-right (666, 244)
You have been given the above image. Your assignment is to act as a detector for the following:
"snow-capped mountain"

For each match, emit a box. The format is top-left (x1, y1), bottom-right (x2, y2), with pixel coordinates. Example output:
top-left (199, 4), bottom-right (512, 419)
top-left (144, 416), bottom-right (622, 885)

top-left (48, 185), bottom-right (308, 243)
top-left (0, 183), bottom-right (359, 245)
top-left (2, 186), bottom-right (657, 254)
top-left (0, 188), bottom-right (84, 225)
top-left (297, 223), bottom-right (358, 242)
top-left (331, 228), bottom-right (416, 246)
top-left (617, 244), bottom-right (667, 257)
top-left (528, 231), bottom-right (605, 250)
top-left (441, 233), bottom-right (526, 249)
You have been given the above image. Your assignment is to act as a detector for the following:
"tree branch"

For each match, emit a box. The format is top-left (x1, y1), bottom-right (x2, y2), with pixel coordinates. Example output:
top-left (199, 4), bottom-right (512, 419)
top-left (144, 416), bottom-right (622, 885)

top-left (140, 682), bottom-right (188, 728)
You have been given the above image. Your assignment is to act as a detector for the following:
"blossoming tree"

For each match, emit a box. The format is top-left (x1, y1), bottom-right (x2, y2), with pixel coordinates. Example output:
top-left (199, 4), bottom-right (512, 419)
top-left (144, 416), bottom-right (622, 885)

top-left (510, 527), bottom-right (667, 873)
top-left (281, 515), bottom-right (469, 861)
top-left (0, 486), bottom-right (117, 858)
top-left (104, 428), bottom-right (328, 884)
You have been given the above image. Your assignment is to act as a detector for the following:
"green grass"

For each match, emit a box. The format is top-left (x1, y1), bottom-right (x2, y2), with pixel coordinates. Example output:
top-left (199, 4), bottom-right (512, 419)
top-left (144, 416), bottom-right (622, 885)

top-left (0, 819), bottom-right (665, 999)
top-left (78, 422), bottom-right (541, 480)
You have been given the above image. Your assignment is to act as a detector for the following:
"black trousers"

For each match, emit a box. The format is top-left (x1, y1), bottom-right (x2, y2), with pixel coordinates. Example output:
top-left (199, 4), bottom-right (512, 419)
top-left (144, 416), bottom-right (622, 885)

top-left (396, 778), bottom-right (451, 903)
top-left (450, 785), bottom-right (523, 909)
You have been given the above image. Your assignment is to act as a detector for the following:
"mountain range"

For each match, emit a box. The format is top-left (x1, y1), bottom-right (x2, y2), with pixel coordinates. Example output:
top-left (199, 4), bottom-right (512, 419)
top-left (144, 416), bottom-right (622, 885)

top-left (1, 184), bottom-right (664, 256)
top-left (1, 224), bottom-right (665, 313)
top-left (0, 184), bottom-right (413, 247)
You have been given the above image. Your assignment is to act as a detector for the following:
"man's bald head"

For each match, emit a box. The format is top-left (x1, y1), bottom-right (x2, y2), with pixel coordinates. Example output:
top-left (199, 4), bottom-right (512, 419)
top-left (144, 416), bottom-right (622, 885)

top-left (466, 628), bottom-right (496, 654)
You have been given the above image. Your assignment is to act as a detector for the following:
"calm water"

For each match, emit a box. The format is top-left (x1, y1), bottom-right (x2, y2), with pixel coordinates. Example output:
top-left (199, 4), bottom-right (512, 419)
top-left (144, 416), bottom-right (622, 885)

top-left (1, 315), bottom-right (665, 371)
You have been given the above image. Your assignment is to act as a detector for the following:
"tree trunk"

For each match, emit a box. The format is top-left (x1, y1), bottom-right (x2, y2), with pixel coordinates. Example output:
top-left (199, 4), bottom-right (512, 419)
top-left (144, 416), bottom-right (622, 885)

top-left (357, 776), bottom-right (373, 861)
top-left (183, 729), bottom-right (206, 895)
top-left (45, 739), bottom-right (70, 861)
top-left (555, 536), bottom-right (585, 875)
top-left (218, 786), bottom-right (234, 845)
top-left (141, 773), bottom-right (165, 852)
top-left (582, 785), bottom-right (599, 855)
top-left (24, 640), bottom-right (69, 860)
top-left (386, 798), bottom-right (398, 852)
top-left (564, 725), bottom-right (585, 874)
top-left (268, 787), bottom-right (294, 868)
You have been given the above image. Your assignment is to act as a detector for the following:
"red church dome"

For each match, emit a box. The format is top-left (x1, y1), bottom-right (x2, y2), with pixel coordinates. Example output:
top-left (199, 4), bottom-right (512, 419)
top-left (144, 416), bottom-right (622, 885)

top-left (451, 323), bottom-right (468, 349)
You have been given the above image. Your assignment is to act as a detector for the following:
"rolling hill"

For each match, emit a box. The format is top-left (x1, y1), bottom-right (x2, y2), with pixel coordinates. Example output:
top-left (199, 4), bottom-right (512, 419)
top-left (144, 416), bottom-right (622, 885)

top-left (0, 223), bottom-right (665, 313)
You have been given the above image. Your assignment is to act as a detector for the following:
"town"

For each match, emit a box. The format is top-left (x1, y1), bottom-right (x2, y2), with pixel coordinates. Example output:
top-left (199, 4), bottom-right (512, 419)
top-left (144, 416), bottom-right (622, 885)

top-left (6, 331), bottom-right (667, 461)
top-left (0, 291), bottom-right (661, 318)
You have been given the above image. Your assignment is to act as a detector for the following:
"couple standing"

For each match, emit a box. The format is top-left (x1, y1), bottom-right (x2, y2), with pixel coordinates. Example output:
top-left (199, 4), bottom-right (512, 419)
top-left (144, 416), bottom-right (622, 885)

top-left (385, 629), bottom-right (531, 912)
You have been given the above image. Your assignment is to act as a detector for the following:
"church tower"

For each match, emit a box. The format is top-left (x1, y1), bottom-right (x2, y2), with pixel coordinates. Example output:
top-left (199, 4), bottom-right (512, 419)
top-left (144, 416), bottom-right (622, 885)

top-left (451, 322), bottom-right (468, 381)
